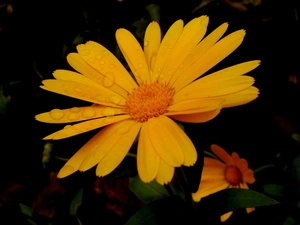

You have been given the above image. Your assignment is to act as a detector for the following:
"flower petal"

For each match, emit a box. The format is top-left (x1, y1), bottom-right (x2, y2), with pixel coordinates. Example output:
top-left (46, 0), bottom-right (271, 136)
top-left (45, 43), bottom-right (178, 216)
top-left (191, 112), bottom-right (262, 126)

top-left (246, 207), bottom-right (255, 214)
top-left (67, 53), bottom-right (129, 98)
top-left (159, 16), bottom-right (209, 84)
top-left (137, 124), bottom-right (160, 182)
top-left (237, 158), bottom-right (248, 173)
top-left (168, 98), bottom-right (223, 112)
top-left (78, 119), bottom-right (141, 172)
top-left (231, 152), bottom-right (241, 166)
top-left (41, 79), bottom-right (126, 106)
top-left (155, 159), bottom-right (175, 185)
top-left (144, 21), bottom-right (161, 73)
top-left (170, 108), bottom-right (221, 123)
top-left (75, 41), bottom-right (138, 92)
top-left (43, 115), bottom-right (130, 140)
top-left (210, 144), bottom-right (233, 165)
top-left (204, 157), bottom-right (227, 168)
top-left (152, 19), bottom-right (183, 81)
top-left (116, 29), bottom-right (150, 84)
top-left (243, 169), bottom-right (255, 184)
top-left (169, 22), bottom-right (228, 87)
top-left (35, 105), bottom-right (124, 124)
top-left (221, 86), bottom-right (259, 108)
top-left (146, 116), bottom-right (187, 167)
top-left (201, 166), bottom-right (226, 180)
top-left (173, 75), bottom-right (254, 103)
top-left (192, 179), bottom-right (229, 201)
top-left (173, 30), bottom-right (246, 91)
top-left (221, 211), bottom-right (233, 222)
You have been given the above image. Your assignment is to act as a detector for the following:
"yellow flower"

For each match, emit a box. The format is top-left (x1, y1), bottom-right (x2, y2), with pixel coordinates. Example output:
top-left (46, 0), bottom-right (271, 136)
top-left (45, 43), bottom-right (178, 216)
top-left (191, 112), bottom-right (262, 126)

top-left (192, 144), bottom-right (256, 222)
top-left (35, 16), bottom-right (259, 185)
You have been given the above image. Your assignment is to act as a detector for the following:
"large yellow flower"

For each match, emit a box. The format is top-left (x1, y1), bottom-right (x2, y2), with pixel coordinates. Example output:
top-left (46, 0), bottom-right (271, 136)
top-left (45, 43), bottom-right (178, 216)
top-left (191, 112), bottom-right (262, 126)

top-left (192, 144), bottom-right (256, 222)
top-left (35, 16), bottom-right (259, 185)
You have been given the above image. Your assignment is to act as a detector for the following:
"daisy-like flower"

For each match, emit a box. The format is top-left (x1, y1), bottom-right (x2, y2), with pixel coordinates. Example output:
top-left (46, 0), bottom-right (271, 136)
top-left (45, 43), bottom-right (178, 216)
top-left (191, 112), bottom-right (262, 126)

top-left (35, 16), bottom-right (259, 185)
top-left (192, 144), bottom-right (256, 222)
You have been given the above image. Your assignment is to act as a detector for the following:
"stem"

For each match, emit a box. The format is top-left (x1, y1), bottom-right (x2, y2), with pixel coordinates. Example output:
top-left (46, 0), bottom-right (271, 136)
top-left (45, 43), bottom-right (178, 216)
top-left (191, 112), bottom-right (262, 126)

top-left (175, 167), bottom-right (194, 210)
top-left (126, 152), bottom-right (137, 158)
top-left (254, 164), bottom-right (275, 173)
top-left (164, 184), bottom-right (175, 196)
top-left (204, 150), bottom-right (218, 159)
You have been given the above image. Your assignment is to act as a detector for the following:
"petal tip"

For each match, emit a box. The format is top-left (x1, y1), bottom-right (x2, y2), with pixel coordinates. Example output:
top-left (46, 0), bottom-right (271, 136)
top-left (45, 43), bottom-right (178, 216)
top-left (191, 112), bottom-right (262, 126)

top-left (57, 165), bottom-right (77, 178)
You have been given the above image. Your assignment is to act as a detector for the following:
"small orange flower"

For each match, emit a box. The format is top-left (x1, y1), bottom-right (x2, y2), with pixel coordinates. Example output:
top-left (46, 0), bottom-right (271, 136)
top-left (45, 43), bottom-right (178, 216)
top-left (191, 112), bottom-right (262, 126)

top-left (192, 144), bottom-right (255, 222)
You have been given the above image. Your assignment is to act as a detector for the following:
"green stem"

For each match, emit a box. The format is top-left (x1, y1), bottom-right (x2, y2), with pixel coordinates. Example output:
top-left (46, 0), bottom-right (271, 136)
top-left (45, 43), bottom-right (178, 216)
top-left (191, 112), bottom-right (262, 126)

top-left (164, 184), bottom-right (175, 196)
top-left (175, 167), bottom-right (194, 210)
top-left (203, 150), bottom-right (218, 159)
top-left (254, 164), bottom-right (275, 173)
top-left (126, 152), bottom-right (137, 158)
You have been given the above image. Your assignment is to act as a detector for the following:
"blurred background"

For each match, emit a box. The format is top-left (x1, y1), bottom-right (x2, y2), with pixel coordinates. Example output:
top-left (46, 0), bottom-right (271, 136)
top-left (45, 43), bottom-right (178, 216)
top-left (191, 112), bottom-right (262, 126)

top-left (1, 0), bottom-right (300, 224)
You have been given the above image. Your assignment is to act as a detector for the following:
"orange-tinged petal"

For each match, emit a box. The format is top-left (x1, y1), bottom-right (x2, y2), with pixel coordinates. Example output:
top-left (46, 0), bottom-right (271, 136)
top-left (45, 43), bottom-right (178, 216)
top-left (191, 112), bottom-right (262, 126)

top-left (67, 53), bottom-right (129, 98)
top-left (160, 16), bottom-right (209, 84)
top-left (231, 152), bottom-right (241, 166)
top-left (79, 119), bottom-right (141, 172)
top-left (155, 159), bottom-right (175, 185)
top-left (192, 179), bottom-right (229, 201)
top-left (76, 41), bottom-right (137, 92)
top-left (221, 211), bottom-right (233, 222)
top-left (43, 115), bottom-right (130, 140)
top-left (201, 166), bottom-right (226, 180)
top-left (146, 116), bottom-right (186, 167)
top-left (152, 20), bottom-right (183, 81)
top-left (95, 122), bottom-right (141, 177)
top-left (144, 21), bottom-right (161, 73)
top-left (35, 105), bottom-right (124, 124)
top-left (243, 169), bottom-right (255, 184)
top-left (173, 30), bottom-right (246, 91)
top-left (173, 75), bottom-right (254, 103)
top-left (137, 124), bottom-right (160, 182)
top-left (41, 79), bottom-right (125, 106)
top-left (246, 207), bottom-right (255, 214)
top-left (170, 108), bottom-right (222, 123)
top-left (116, 29), bottom-right (150, 84)
top-left (204, 157), bottom-right (226, 168)
top-left (237, 158), bottom-right (249, 173)
top-left (210, 144), bottom-right (233, 165)
top-left (221, 86), bottom-right (259, 108)
top-left (168, 98), bottom-right (223, 112)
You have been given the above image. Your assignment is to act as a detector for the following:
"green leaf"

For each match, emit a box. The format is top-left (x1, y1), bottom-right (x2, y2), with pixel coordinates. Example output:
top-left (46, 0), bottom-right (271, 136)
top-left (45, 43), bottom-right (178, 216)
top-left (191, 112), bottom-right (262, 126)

top-left (199, 188), bottom-right (279, 215)
top-left (19, 203), bottom-right (34, 217)
top-left (70, 188), bottom-right (83, 216)
top-left (129, 176), bottom-right (169, 203)
top-left (291, 155), bottom-right (300, 183)
top-left (125, 196), bottom-right (193, 225)
top-left (262, 184), bottom-right (286, 197)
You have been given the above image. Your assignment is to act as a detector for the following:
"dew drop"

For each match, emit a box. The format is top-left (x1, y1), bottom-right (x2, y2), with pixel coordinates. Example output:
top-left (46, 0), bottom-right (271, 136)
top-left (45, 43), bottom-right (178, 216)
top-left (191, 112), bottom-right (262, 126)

top-left (95, 95), bottom-right (105, 102)
top-left (109, 96), bottom-right (120, 104)
top-left (115, 126), bottom-right (129, 135)
top-left (79, 49), bottom-right (90, 56)
top-left (82, 108), bottom-right (96, 118)
top-left (103, 72), bottom-right (115, 87)
top-left (99, 60), bottom-right (105, 65)
top-left (64, 125), bottom-right (72, 129)
top-left (108, 64), bottom-right (115, 69)
top-left (68, 113), bottom-right (79, 121)
top-left (101, 107), bottom-right (114, 116)
top-left (138, 63), bottom-right (144, 69)
top-left (100, 50), bottom-right (108, 56)
top-left (95, 54), bottom-right (103, 60)
top-left (49, 109), bottom-right (64, 120)
top-left (88, 58), bottom-right (95, 64)
top-left (69, 107), bottom-right (81, 113)
top-left (144, 41), bottom-right (149, 47)
top-left (73, 124), bottom-right (81, 130)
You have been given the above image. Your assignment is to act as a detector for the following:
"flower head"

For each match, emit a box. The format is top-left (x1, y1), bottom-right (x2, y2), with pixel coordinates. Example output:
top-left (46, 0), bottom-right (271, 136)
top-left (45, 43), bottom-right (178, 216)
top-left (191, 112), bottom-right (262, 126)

top-left (35, 16), bottom-right (259, 185)
top-left (192, 144), bottom-right (256, 222)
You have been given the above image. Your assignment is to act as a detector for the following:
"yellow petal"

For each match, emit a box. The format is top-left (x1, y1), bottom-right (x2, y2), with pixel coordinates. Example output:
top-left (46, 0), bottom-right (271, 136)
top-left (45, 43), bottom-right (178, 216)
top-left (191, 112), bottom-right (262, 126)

top-left (116, 29), bottom-right (150, 84)
top-left (146, 116), bottom-right (196, 166)
top-left (79, 119), bottom-right (141, 172)
top-left (159, 16), bottom-right (209, 84)
top-left (221, 86), bottom-right (259, 108)
top-left (210, 144), bottom-right (233, 165)
top-left (169, 22), bottom-right (228, 87)
top-left (192, 179), bottom-right (229, 201)
top-left (67, 53), bottom-right (129, 98)
top-left (173, 75), bottom-right (254, 103)
top-left (41, 79), bottom-right (126, 106)
top-left (246, 207), bottom-right (255, 214)
top-left (204, 157), bottom-right (226, 168)
top-left (75, 41), bottom-right (137, 92)
top-left (169, 107), bottom-right (222, 123)
top-left (173, 30), bottom-right (246, 91)
top-left (152, 19), bottom-right (183, 81)
top-left (155, 159), bottom-right (175, 185)
top-left (168, 98), bottom-right (223, 112)
top-left (220, 211), bottom-right (233, 222)
top-left (35, 105), bottom-right (124, 124)
top-left (201, 166), bottom-right (225, 180)
top-left (137, 124), bottom-right (160, 182)
top-left (144, 21), bottom-right (161, 72)
top-left (43, 115), bottom-right (130, 140)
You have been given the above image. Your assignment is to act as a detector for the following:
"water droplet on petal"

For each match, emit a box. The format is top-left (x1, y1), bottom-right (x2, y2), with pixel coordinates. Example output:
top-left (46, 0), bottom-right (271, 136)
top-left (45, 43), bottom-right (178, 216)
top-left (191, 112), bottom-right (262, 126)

top-left (103, 72), bottom-right (115, 87)
top-left (68, 113), bottom-right (79, 121)
top-left (69, 107), bottom-right (81, 113)
top-left (100, 50), bottom-right (108, 56)
top-left (144, 41), bottom-right (149, 47)
top-left (73, 124), bottom-right (81, 130)
top-left (64, 125), bottom-right (72, 129)
top-left (99, 60), bottom-right (105, 65)
top-left (115, 126), bottom-right (129, 135)
top-left (109, 96), bottom-right (120, 104)
top-left (95, 95), bottom-right (105, 103)
top-left (108, 64), bottom-right (115, 69)
top-left (95, 54), bottom-right (103, 60)
top-left (49, 109), bottom-right (64, 120)
top-left (101, 107), bottom-right (114, 116)
top-left (79, 49), bottom-right (90, 56)
top-left (82, 108), bottom-right (96, 118)
top-left (88, 58), bottom-right (95, 64)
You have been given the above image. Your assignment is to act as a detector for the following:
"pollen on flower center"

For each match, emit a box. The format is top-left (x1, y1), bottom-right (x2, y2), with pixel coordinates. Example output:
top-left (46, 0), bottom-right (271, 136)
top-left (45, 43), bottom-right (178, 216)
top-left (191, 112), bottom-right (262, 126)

top-left (224, 166), bottom-right (243, 186)
top-left (124, 82), bottom-right (174, 122)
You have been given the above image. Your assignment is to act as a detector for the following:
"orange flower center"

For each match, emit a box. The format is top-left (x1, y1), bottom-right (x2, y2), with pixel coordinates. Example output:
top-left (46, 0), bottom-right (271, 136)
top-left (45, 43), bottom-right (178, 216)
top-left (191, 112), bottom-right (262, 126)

top-left (224, 166), bottom-right (243, 186)
top-left (124, 82), bottom-right (174, 122)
